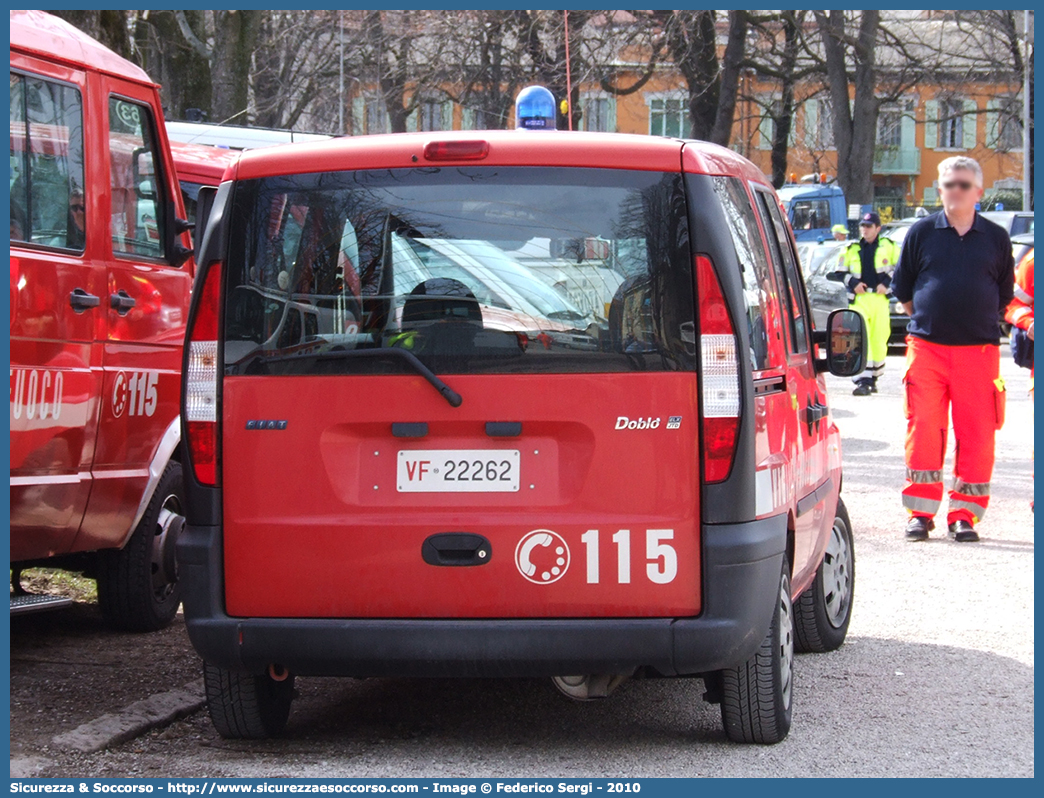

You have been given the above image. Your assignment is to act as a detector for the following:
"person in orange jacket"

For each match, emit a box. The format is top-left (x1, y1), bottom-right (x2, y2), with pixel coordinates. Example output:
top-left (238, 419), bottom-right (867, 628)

top-left (1005, 249), bottom-right (1033, 510)
top-left (890, 157), bottom-right (1015, 543)
top-left (1006, 249), bottom-right (1034, 378)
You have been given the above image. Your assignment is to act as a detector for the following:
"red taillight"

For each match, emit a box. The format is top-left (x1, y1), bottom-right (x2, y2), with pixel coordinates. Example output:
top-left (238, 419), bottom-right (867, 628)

top-left (184, 262), bottom-right (222, 486)
top-left (423, 140), bottom-right (489, 161)
top-left (187, 420), bottom-right (217, 486)
top-left (696, 254), bottom-right (741, 483)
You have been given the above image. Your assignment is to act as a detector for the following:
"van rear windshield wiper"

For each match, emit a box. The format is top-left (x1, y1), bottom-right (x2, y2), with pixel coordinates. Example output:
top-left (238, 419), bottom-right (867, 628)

top-left (241, 346), bottom-right (463, 407)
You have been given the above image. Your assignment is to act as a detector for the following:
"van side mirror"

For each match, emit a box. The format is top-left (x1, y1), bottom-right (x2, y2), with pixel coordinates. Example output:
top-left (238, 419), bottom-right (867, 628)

top-left (815, 308), bottom-right (867, 376)
top-left (194, 186), bottom-right (219, 264)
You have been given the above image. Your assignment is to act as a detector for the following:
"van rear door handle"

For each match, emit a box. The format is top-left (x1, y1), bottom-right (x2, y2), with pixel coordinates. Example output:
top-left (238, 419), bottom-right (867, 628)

top-left (69, 288), bottom-right (100, 312)
top-left (110, 290), bottom-right (136, 315)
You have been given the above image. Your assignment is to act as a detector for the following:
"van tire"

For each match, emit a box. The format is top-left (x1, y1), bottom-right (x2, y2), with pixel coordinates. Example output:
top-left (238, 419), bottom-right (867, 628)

top-left (97, 461), bottom-right (184, 632)
top-left (203, 663), bottom-right (295, 739)
top-left (794, 497), bottom-right (854, 653)
top-left (719, 558), bottom-right (794, 744)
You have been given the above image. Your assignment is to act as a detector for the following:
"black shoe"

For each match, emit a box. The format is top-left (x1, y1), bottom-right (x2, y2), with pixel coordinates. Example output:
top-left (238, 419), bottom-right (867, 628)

top-left (870, 379), bottom-right (879, 393)
top-left (948, 520), bottom-right (979, 542)
top-left (853, 382), bottom-right (872, 396)
top-left (905, 516), bottom-right (934, 541)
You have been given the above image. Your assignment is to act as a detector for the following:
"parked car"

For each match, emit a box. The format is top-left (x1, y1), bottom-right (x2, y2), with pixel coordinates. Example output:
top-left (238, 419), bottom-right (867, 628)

top-left (10, 10), bottom-right (194, 629)
top-left (796, 240), bottom-right (848, 330)
top-left (1010, 232), bottom-right (1034, 268)
top-left (981, 210), bottom-right (1034, 237)
top-left (165, 120), bottom-right (331, 150)
top-left (180, 129), bottom-right (867, 745)
top-left (879, 217), bottom-right (918, 250)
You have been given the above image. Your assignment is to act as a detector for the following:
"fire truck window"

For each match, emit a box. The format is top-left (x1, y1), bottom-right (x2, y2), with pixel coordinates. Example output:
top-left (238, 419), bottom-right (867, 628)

top-left (712, 177), bottom-right (778, 372)
top-left (109, 97), bottom-right (167, 261)
top-left (9, 72), bottom-right (85, 250)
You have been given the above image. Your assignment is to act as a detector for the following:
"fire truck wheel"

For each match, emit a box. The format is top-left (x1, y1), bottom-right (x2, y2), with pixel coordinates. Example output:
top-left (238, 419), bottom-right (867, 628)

top-left (203, 662), bottom-right (295, 739)
top-left (794, 497), bottom-right (854, 653)
top-left (719, 558), bottom-right (794, 744)
top-left (97, 461), bottom-right (185, 632)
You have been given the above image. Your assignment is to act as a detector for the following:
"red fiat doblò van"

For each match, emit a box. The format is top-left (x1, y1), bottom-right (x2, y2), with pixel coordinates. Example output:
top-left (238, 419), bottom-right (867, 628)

top-left (179, 129), bottom-right (867, 743)
top-left (10, 10), bottom-right (195, 629)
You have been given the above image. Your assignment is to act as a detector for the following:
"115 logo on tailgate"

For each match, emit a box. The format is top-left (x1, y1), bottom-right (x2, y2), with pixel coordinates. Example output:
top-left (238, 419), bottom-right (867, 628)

top-left (514, 528), bottom-right (677, 585)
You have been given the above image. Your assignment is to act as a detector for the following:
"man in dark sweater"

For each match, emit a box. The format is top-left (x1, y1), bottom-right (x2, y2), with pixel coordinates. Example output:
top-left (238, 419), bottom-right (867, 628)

top-left (891, 156), bottom-right (1014, 542)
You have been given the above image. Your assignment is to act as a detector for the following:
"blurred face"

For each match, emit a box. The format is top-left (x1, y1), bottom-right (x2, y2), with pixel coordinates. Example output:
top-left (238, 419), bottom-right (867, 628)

top-left (859, 223), bottom-right (880, 244)
top-left (938, 168), bottom-right (983, 216)
top-left (70, 194), bottom-right (85, 231)
top-left (833, 230), bottom-right (847, 241)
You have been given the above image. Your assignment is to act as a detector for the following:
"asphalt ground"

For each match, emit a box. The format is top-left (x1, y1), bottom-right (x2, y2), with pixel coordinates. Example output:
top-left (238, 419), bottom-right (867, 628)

top-left (9, 347), bottom-right (1034, 778)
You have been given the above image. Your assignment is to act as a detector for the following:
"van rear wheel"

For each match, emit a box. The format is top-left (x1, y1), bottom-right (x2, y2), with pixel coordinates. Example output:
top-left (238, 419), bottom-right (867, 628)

top-left (719, 558), bottom-right (794, 744)
top-left (794, 497), bottom-right (854, 653)
top-left (97, 461), bottom-right (184, 632)
top-left (203, 662), bottom-right (295, 739)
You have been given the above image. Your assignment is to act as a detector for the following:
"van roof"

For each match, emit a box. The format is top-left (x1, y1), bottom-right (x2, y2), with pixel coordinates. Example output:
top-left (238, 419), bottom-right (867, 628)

top-left (169, 140), bottom-right (239, 183)
top-left (231, 129), bottom-right (772, 186)
top-left (10, 9), bottom-right (154, 85)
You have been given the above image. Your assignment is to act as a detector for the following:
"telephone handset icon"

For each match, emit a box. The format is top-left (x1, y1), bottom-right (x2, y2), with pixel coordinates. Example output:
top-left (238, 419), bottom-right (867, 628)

top-left (518, 532), bottom-right (553, 577)
top-left (514, 529), bottom-right (570, 584)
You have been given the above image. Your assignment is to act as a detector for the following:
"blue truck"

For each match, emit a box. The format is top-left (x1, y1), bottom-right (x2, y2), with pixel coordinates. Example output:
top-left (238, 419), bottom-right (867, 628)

top-left (777, 182), bottom-right (849, 242)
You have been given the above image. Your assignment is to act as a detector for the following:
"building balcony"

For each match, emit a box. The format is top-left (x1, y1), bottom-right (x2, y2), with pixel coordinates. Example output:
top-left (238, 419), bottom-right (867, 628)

top-left (873, 147), bottom-right (921, 175)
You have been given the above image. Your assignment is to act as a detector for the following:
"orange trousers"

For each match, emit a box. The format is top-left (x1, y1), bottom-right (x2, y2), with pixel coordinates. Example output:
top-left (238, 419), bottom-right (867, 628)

top-left (902, 337), bottom-right (1005, 524)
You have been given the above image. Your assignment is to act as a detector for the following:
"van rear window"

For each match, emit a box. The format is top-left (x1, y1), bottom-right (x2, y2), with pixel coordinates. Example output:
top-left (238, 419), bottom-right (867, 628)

top-left (223, 167), bottom-right (695, 376)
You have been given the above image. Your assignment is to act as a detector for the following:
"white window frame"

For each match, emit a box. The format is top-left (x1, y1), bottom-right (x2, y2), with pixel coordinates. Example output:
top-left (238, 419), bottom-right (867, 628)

top-left (646, 92), bottom-right (689, 139)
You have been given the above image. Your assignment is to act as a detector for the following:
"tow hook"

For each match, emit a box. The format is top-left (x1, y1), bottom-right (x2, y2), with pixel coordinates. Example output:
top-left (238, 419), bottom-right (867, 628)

top-left (269, 664), bottom-right (290, 682)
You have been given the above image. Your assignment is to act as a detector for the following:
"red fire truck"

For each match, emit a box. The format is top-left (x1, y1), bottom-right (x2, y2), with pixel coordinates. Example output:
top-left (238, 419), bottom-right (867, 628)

top-left (10, 10), bottom-right (194, 630)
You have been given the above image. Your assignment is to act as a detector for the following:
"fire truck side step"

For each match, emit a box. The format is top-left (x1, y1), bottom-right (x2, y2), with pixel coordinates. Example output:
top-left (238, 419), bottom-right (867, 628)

top-left (10, 593), bottom-right (75, 615)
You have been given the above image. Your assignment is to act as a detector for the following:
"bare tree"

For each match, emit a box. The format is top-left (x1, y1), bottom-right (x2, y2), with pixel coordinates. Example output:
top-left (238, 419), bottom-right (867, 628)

top-left (138, 11), bottom-right (211, 121)
top-left (174, 10), bottom-right (262, 125)
top-left (51, 10), bottom-right (135, 61)
top-left (433, 11), bottom-right (533, 130)
top-left (252, 12), bottom-right (343, 130)
top-left (813, 11), bottom-right (883, 205)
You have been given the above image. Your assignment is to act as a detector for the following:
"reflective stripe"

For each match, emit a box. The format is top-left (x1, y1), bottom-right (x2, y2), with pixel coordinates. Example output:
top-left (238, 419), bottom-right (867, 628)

top-left (903, 494), bottom-right (941, 514)
top-left (1009, 306), bottom-right (1033, 325)
top-left (953, 479), bottom-right (990, 497)
top-left (907, 468), bottom-right (942, 484)
top-left (1013, 284), bottom-right (1034, 305)
top-left (949, 498), bottom-right (986, 522)
top-left (868, 361), bottom-right (885, 374)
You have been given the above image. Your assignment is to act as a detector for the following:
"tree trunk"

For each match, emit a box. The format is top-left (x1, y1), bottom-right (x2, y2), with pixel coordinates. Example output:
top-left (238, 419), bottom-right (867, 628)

top-left (770, 13), bottom-right (800, 188)
top-left (210, 10), bottom-right (261, 125)
top-left (818, 10), bottom-right (880, 205)
top-left (710, 10), bottom-right (748, 146)
top-left (143, 11), bottom-right (211, 121)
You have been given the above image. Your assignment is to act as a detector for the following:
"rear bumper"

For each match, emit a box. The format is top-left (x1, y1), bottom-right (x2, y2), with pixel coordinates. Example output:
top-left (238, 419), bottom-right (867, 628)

top-left (177, 515), bottom-right (786, 678)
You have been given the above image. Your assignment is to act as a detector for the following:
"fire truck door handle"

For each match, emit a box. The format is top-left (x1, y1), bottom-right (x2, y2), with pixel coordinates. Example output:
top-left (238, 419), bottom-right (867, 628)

top-left (804, 401), bottom-right (827, 435)
top-left (110, 290), bottom-right (136, 315)
top-left (69, 288), bottom-right (100, 312)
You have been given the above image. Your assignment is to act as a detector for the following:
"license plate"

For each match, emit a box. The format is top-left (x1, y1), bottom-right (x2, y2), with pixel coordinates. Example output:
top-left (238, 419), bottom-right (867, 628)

top-left (397, 449), bottom-right (520, 493)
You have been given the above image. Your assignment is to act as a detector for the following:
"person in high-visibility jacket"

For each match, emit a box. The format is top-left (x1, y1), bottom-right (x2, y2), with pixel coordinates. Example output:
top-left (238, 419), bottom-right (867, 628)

top-left (1005, 249), bottom-right (1034, 382)
top-left (891, 156), bottom-right (1015, 543)
top-left (842, 211), bottom-right (901, 395)
top-left (1005, 249), bottom-right (1033, 510)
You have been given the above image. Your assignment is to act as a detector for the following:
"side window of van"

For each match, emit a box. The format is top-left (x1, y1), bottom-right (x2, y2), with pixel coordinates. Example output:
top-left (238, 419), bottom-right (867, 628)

top-left (712, 177), bottom-right (777, 372)
top-left (109, 97), bottom-right (167, 260)
top-left (754, 189), bottom-right (809, 355)
top-left (9, 72), bottom-right (85, 250)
